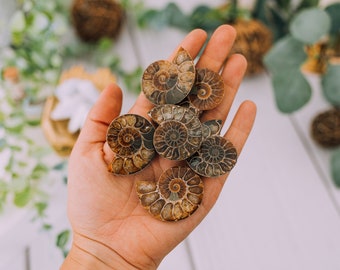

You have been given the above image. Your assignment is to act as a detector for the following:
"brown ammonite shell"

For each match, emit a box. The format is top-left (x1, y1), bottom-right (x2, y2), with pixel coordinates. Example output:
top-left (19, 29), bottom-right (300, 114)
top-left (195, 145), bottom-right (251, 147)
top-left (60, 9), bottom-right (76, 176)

top-left (142, 47), bottom-right (196, 105)
top-left (149, 105), bottom-right (203, 160)
top-left (187, 135), bottom-right (237, 177)
top-left (106, 114), bottom-right (155, 175)
top-left (136, 166), bottom-right (204, 221)
top-left (202, 119), bottom-right (223, 139)
top-left (188, 68), bottom-right (225, 111)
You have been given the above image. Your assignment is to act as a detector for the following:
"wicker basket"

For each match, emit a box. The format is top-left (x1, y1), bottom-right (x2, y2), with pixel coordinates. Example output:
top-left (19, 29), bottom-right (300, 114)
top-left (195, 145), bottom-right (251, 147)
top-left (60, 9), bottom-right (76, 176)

top-left (71, 0), bottom-right (125, 43)
top-left (230, 19), bottom-right (272, 76)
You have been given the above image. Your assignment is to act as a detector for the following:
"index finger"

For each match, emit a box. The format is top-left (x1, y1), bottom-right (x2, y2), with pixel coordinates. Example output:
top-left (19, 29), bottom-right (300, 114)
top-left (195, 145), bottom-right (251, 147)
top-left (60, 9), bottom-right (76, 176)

top-left (129, 28), bottom-right (208, 117)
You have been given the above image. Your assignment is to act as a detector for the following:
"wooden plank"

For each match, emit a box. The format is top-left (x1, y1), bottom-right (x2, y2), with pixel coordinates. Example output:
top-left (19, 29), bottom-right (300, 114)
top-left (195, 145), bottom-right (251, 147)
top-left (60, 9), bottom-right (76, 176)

top-left (290, 74), bottom-right (340, 210)
top-left (187, 74), bottom-right (340, 270)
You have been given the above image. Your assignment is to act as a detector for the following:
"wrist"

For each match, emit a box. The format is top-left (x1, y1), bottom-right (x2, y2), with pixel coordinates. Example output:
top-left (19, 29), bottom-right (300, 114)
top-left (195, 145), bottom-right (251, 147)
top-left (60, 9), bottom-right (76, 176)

top-left (60, 234), bottom-right (141, 270)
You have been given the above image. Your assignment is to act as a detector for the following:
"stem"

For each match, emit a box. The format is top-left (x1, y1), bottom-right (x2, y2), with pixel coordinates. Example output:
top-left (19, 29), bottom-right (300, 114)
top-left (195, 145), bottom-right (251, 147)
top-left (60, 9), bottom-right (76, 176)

top-left (230, 0), bottom-right (238, 23)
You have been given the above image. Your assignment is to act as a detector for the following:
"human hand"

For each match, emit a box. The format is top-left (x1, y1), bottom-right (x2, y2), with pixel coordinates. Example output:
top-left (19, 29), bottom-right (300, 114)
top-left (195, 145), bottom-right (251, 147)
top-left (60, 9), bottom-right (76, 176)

top-left (61, 25), bottom-right (257, 270)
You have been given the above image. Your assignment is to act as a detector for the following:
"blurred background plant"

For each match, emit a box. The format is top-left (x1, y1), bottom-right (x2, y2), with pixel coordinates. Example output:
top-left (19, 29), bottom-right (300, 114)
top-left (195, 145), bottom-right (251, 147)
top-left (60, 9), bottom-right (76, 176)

top-left (263, 2), bottom-right (340, 186)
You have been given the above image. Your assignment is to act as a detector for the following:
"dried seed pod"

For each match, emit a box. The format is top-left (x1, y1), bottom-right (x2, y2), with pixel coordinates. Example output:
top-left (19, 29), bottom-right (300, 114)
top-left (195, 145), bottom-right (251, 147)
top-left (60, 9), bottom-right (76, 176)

top-left (71, 0), bottom-right (124, 43)
top-left (142, 47), bottom-right (195, 105)
top-left (150, 105), bottom-right (203, 160)
top-left (106, 114), bottom-right (155, 175)
top-left (136, 166), bottom-right (203, 221)
top-left (187, 135), bottom-right (237, 177)
top-left (188, 68), bottom-right (225, 111)
top-left (311, 108), bottom-right (340, 147)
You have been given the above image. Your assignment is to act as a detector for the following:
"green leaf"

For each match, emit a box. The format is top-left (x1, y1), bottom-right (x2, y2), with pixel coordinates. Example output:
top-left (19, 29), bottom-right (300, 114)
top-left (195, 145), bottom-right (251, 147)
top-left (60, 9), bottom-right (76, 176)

top-left (276, 0), bottom-right (291, 11)
top-left (290, 8), bottom-right (331, 44)
top-left (121, 66), bottom-right (143, 95)
top-left (325, 3), bottom-right (340, 36)
top-left (331, 148), bottom-right (340, 188)
top-left (295, 0), bottom-right (320, 12)
top-left (43, 223), bottom-right (52, 231)
top-left (271, 68), bottom-right (312, 113)
top-left (14, 187), bottom-right (32, 208)
top-left (264, 35), bottom-right (306, 75)
top-left (189, 5), bottom-right (222, 33)
top-left (165, 3), bottom-right (191, 31)
top-left (322, 63), bottom-right (340, 106)
top-left (31, 163), bottom-right (49, 179)
top-left (35, 202), bottom-right (48, 217)
top-left (56, 230), bottom-right (70, 249)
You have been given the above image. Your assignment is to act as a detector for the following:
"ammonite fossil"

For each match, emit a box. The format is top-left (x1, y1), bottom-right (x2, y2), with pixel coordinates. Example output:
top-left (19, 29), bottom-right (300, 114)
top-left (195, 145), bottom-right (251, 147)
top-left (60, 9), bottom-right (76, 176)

top-left (187, 135), bottom-right (237, 177)
top-left (105, 45), bottom-right (240, 222)
top-left (189, 68), bottom-right (225, 111)
top-left (106, 114), bottom-right (155, 175)
top-left (142, 47), bottom-right (196, 105)
top-left (149, 105), bottom-right (203, 160)
top-left (202, 119), bottom-right (223, 139)
top-left (136, 166), bottom-right (204, 221)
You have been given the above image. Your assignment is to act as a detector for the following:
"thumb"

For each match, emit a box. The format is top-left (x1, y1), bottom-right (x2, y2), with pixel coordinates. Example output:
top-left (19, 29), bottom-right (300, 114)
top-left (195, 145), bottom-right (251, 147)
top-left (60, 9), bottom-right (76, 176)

top-left (75, 84), bottom-right (123, 152)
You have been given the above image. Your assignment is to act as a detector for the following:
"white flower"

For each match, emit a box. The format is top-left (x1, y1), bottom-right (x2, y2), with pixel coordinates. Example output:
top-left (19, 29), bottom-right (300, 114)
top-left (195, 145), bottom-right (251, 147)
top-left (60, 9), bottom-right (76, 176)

top-left (51, 79), bottom-right (100, 133)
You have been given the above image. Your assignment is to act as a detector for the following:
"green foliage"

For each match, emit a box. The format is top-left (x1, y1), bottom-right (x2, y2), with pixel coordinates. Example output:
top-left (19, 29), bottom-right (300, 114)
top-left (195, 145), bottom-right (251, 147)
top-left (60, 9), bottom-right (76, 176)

top-left (254, 0), bottom-right (320, 41)
top-left (331, 148), bottom-right (340, 188)
top-left (120, 67), bottom-right (144, 95)
top-left (272, 69), bottom-right (311, 113)
top-left (264, 5), bottom-right (340, 114)
top-left (264, 36), bottom-right (312, 112)
top-left (14, 187), bottom-right (32, 208)
top-left (322, 64), bottom-right (340, 106)
top-left (135, 2), bottom-right (251, 34)
top-left (290, 8), bottom-right (330, 44)
top-left (56, 229), bottom-right (71, 258)
top-left (325, 3), bottom-right (340, 36)
top-left (264, 35), bottom-right (307, 73)
top-left (0, 0), bottom-right (69, 100)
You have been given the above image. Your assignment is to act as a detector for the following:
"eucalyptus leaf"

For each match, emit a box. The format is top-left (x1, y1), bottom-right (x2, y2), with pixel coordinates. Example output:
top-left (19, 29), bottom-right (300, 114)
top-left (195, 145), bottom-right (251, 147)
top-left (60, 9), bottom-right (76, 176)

top-left (264, 35), bottom-right (306, 75)
top-left (165, 3), bottom-right (191, 31)
top-left (189, 5), bottom-right (222, 33)
top-left (322, 63), bottom-right (340, 106)
top-left (271, 68), bottom-right (312, 113)
top-left (325, 3), bottom-right (340, 36)
top-left (56, 230), bottom-right (70, 249)
top-left (295, 0), bottom-right (320, 12)
top-left (290, 8), bottom-right (331, 44)
top-left (14, 187), bottom-right (32, 208)
top-left (331, 148), bottom-right (340, 188)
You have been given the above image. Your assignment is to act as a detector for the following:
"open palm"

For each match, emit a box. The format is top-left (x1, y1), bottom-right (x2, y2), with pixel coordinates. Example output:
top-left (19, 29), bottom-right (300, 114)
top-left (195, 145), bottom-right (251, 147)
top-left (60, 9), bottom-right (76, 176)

top-left (62, 25), bottom-right (257, 270)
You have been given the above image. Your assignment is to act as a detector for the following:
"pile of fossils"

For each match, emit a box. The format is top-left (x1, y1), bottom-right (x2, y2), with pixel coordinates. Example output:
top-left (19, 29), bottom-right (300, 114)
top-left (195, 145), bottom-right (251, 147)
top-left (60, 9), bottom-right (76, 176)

top-left (106, 47), bottom-right (237, 221)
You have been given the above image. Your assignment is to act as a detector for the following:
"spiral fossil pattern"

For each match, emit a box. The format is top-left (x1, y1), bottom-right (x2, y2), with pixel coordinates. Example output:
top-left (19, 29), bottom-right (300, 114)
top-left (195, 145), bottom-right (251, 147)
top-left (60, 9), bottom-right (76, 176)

top-left (149, 104), bottom-right (203, 160)
top-left (105, 47), bottom-right (238, 221)
top-left (136, 166), bottom-right (204, 221)
top-left (187, 135), bottom-right (238, 177)
top-left (142, 47), bottom-right (195, 105)
top-left (189, 68), bottom-right (225, 111)
top-left (106, 114), bottom-right (155, 175)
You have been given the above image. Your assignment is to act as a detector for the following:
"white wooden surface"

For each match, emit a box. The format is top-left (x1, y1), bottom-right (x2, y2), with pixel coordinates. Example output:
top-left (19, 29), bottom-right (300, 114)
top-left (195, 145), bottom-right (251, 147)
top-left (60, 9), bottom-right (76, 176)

top-left (1, 0), bottom-right (340, 270)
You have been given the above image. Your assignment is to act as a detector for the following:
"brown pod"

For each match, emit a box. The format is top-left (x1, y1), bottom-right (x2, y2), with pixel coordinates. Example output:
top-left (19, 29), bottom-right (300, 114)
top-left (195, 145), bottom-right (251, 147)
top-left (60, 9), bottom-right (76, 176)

top-left (142, 47), bottom-right (195, 105)
top-left (136, 166), bottom-right (204, 221)
top-left (71, 0), bottom-right (124, 43)
top-left (311, 108), bottom-right (340, 148)
top-left (106, 114), bottom-right (155, 175)
top-left (189, 68), bottom-right (225, 111)
top-left (187, 135), bottom-right (237, 177)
